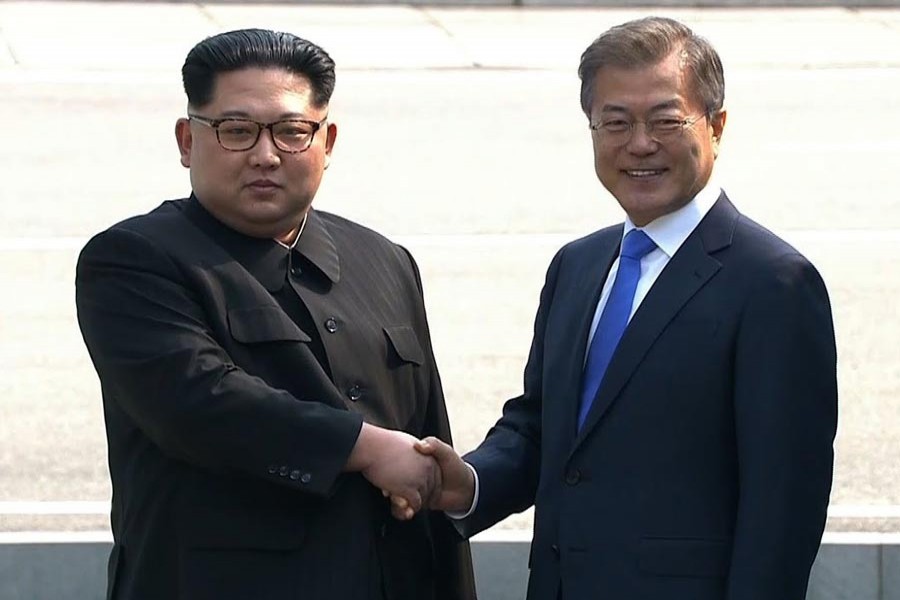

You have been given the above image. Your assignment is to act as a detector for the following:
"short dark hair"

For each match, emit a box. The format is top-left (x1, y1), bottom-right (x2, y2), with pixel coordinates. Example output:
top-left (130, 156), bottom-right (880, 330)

top-left (182, 29), bottom-right (336, 109)
top-left (578, 17), bottom-right (724, 117)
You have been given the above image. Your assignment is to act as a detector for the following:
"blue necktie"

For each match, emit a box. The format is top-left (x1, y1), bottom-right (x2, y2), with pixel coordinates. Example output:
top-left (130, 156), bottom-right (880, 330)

top-left (577, 229), bottom-right (657, 430)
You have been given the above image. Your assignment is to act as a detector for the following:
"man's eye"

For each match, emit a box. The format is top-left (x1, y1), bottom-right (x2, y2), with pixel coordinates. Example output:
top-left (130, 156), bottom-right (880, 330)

top-left (601, 120), bottom-right (631, 132)
top-left (650, 118), bottom-right (683, 132)
top-left (219, 122), bottom-right (256, 136)
top-left (276, 125), bottom-right (312, 138)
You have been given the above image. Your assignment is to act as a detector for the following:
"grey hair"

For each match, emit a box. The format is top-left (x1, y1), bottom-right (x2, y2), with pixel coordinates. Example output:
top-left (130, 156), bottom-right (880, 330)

top-left (578, 17), bottom-right (725, 117)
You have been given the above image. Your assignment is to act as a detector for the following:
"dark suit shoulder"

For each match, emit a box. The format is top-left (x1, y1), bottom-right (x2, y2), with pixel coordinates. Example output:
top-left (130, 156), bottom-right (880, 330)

top-left (314, 210), bottom-right (399, 246)
top-left (567, 223), bottom-right (623, 250)
top-left (726, 212), bottom-right (825, 290)
top-left (78, 199), bottom-right (197, 267)
top-left (548, 223), bottom-right (622, 268)
top-left (314, 210), bottom-right (414, 266)
top-left (733, 213), bottom-right (802, 258)
top-left (103, 198), bottom-right (189, 236)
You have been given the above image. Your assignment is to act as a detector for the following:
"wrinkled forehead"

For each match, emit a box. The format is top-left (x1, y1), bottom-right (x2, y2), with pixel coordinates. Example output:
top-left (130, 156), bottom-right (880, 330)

top-left (590, 55), bottom-right (698, 116)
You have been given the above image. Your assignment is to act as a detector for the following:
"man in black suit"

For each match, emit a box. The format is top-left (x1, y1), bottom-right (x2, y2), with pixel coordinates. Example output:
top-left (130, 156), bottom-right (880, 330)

top-left (403, 16), bottom-right (838, 600)
top-left (76, 29), bottom-right (475, 600)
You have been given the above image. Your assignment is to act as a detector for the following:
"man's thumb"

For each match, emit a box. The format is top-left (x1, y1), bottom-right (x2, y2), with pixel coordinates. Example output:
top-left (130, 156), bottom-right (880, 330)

top-left (414, 436), bottom-right (444, 456)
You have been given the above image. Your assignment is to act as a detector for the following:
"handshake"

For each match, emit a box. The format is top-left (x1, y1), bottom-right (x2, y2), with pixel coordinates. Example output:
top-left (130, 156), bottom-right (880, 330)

top-left (348, 423), bottom-right (476, 521)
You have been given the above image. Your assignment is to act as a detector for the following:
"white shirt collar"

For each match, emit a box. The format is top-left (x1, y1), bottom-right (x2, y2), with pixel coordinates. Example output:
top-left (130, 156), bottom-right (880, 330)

top-left (622, 178), bottom-right (721, 258)
top-left (274, 213), bottom-right (309, 250)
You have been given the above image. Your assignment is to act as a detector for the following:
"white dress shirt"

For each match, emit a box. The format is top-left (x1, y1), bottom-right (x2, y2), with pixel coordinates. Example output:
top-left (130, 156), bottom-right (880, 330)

top-left (584, 180), bottom-right (720, 354)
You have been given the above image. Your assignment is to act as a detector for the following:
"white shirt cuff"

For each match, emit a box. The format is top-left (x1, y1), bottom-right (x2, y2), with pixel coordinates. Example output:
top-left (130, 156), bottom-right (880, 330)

top-left (445, 462), bottom-right (479, 520)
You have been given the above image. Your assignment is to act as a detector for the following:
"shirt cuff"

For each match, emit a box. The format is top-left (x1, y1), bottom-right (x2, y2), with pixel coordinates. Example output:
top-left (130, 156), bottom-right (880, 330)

top-left (445, 462), bottom-right (479, 520)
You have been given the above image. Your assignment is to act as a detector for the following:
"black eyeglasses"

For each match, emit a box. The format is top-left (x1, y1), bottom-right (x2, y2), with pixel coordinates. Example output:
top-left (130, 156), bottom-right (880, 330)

top-left (590, 113), bottom-right (707, 146)
top-left (188, 114), bottom-right (327, 153)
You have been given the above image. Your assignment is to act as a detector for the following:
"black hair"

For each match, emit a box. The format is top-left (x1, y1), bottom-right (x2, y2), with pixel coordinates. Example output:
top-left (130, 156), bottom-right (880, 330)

top-left (182, 28), bottom-right (336, 109)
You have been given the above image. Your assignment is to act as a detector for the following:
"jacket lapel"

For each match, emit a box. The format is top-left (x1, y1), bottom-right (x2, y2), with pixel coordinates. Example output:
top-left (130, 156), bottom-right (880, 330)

top-left (548, 230), bottom-right (622, 437)
top-left (571, 194), bottom-right (739, 448)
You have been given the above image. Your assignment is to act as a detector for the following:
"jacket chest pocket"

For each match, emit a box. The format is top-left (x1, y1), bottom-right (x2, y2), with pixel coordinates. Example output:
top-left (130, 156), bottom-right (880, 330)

top-left (384, 325), bottom-right (424, 368)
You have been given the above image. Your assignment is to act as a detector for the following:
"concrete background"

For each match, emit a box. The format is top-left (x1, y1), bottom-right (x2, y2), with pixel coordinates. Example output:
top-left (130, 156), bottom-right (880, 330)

top-left (0, 0), bottom-right (899, 550)
top-left (2, 535), bottom-right (900, 600)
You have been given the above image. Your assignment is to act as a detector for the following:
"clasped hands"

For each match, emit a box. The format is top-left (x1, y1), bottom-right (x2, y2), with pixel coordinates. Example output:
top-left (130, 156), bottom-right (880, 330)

top-left (351, 424), bottom-right (474, 521)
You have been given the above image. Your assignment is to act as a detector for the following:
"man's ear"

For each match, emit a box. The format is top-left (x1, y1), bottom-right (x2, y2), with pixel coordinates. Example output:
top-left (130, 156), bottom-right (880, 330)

top-left (710, 109), bottom-right (727, 158)
top-left (323, 122), bottom-right (338, 170)
top-left (175, 118), bottom-right (192, 168)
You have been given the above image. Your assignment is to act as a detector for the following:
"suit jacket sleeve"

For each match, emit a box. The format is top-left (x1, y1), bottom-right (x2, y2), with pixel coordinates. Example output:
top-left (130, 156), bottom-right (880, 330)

top-left (75, 226), bottom-right (363, 497)
top-left (458, 246), bottom-right (568, 537)
top-left (727, 252), bottom-right (838, 599)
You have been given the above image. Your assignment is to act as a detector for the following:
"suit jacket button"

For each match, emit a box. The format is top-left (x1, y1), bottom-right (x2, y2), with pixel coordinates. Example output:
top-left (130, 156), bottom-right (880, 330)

top-left (267, 465), bottom-right (278, 475)
top-left (565, 469), bottom-right (581, 485)
top-left (324, 317), bottom-right (338, 333)
top-left (289, 469), bottom-right (301, 481)
top-left (278, 466), bottom-right (289, 477)
top-left (347, 385), bottom-right (362, 402)
top-left (300, 473), bottom-right (312, 484)
top-left (290, 265), bottom-right (302, 277)
top-left (551, 544), bottom-right (560, 557)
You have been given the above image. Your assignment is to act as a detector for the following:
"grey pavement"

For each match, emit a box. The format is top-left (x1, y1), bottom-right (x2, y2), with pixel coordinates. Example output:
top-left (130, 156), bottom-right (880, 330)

top-left (1, 3), bottom-right (899, 535)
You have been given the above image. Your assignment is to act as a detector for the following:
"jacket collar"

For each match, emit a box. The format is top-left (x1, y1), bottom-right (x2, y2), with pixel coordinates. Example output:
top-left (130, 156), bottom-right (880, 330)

top-left (181, 195), bottom-right (341, 292)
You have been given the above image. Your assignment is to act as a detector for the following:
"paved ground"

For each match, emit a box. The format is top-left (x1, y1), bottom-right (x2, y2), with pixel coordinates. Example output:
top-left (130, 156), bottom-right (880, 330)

top-left (0, 2), bottom-right (899, 533)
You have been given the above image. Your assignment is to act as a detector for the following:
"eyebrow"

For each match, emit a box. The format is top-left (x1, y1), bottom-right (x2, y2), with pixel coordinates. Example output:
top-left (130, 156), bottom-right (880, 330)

top-left (216, 110), bottom-right (314, 120)
top-left (600, 99), bottom-right (685, 114)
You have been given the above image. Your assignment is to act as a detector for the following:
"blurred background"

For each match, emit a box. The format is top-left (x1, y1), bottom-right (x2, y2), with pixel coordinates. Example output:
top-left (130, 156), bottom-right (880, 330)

top-left (1, 0), bottom-right (898, 546)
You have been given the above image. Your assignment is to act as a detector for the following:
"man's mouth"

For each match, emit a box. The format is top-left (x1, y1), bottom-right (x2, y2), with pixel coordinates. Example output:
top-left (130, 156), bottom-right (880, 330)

top-left (247, 180), bottom-right (280, 189)
top-left (624, 169), bottom-right (666, 178)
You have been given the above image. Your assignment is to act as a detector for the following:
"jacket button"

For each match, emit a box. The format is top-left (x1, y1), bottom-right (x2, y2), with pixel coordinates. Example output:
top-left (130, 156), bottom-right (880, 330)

top-left (278, 466), bottom-right (289, 477)
top-left (347, 385), bottom-right (362, 402)
top-left (300, 473), bottom-right (312, 484)
top-left (267, 465), bottom-right (278, 474)
top-left (324, 317), bottom-right (338, 333)
top-left (289, 469), bottom-right (301, 481)
top-left (290, 265), bottom-right (302, 277)
top-left (551, 544), bottom-right (560, 557)
top-left (565, 469), bottom-right (581, 485)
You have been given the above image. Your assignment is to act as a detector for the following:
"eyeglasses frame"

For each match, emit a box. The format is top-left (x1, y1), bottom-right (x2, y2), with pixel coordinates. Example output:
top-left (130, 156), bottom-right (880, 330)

top-left (589, 112), bottom-right (710, 146)
top-left (188, 114), bottom-right (328, 154)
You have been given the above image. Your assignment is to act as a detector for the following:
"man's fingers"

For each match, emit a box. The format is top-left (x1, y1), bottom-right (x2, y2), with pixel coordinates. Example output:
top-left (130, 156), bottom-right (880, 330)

top-left (387, 494), bottom-right (417, 521)
top-left (390, 502), bottom-right (415, 521)
top-left (391, 495), bottom-right (410, 511)
top-left (413, 436), bottom-right (440, 455)
top-left (415, 436), bottom-right (454, 462)
top-left (405, 491), bottom-right (423, 513)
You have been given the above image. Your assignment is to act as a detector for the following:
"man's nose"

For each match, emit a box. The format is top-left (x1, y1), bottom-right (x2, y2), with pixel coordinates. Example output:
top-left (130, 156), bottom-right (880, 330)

top-left (249, 127), bottom-right (281, 168)
top-left (625, 122), bottom-right (659, 154)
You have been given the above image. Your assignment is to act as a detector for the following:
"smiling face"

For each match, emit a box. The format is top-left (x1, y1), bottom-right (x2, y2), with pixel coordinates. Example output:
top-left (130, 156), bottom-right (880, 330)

top-left (589, 51), bottom-right (726, 226)
top-left (175, 67), bottom-right (337, 241)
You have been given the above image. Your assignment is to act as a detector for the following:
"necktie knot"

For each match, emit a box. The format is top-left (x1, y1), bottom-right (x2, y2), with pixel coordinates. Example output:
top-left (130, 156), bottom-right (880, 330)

top-left (620, 229), bottom-right (656, 260)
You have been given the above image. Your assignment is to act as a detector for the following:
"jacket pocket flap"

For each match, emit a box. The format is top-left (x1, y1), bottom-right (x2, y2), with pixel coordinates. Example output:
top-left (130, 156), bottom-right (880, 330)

top-left (638, 537), bottom-right (731, 578)
top-left (228, 306), bottom-right (311, 344)
top-left (182, 508), bottom-right (307, 550)
top-left (383, 326), bottom-right (424, 365)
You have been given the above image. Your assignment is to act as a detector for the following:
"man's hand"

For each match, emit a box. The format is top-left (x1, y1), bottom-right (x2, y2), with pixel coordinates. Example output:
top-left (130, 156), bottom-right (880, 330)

top-left (388, 436), bottom-right (476, 520)
top-left (345, 423), bottom-right (440, 514)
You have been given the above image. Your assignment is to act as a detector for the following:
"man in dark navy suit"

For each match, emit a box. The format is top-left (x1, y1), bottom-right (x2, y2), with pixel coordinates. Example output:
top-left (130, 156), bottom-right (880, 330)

top-left (403, 16), bottom-right (837, 600)
top-left (76, 29), bottom-right (475, 600)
